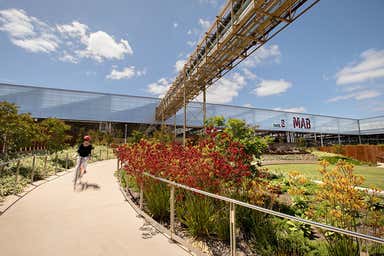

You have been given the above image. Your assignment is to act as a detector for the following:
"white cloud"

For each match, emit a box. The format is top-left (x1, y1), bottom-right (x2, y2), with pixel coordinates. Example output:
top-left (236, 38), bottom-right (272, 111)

top-left (328, 90), bottom-right (381, 102)
top-left (242, 68), bottom-right (257, 80)
top-left (336, 49), bottom-right (384, 85)
top-left (196, 72), bottom-right (246, 103)
top-left (175, 59), bottom-right (186, 72)
top-left (58, 52), bottom-right (78, 63)
top-left (244, 44), bottom-right (281, 67)
top-left (198, 18), bottom-right (211, 32)
top-left (173, 22), bottom-right (178, 28)
top-left (147, 78), bottom-right (173, 97)
top-left (107, 66), bottom-right (135, 80)
top-left (78, 31), bottom-right (133, 62)
top-left (0, 8), bottom-right (59, 53)
top-left (106, 66), bottom-right (145, 80)
top-left (187, 29), bottom-right (192, 35)
top-left (342, 85), bottom-right (364, 92)
top-left (11, 35), bottom-right (58, 53)
top-left (0, 9), bottom-right (35, 37)
top-left (253, 79), bottom-right (292, 96)
top-left (274, 107), bottom-right (307, 113)
top-left (0, 9), bottom-right (134, 63)
top-left (57, 21), bottom-right (88, 43)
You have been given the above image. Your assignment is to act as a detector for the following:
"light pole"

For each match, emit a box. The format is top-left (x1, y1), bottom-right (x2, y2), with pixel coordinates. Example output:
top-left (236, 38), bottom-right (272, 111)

top-left (124, 124), bottom-right (128, 144)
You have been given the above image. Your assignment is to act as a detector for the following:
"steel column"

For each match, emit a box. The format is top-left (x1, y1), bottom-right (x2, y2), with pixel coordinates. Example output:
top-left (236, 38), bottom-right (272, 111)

top-left (170, 185), bottom-right (175, 240)
top-left (357, 120), bottom-right (362, 144)
top-left (183, 85), bottom-right (186, 146)
top-left (124, 124), bottom-right (128, 144)
top-left (230, 202), bottom-right (236, 256)
top-left (203, 85), bottom-right (207, 127)
top-left (174, 113), bottom-right (177, 140)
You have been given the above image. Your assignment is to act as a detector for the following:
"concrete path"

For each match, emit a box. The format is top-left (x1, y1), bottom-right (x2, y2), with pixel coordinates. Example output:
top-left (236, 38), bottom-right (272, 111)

top-left (0, 159), bottom-right (190, 256)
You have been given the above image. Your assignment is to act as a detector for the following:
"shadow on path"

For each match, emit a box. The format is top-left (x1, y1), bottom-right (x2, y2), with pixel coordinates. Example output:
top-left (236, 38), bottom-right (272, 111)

top-left (76, 182), bottom-right (101, 192)
top-left (140, 221), bottom-right (159, 239)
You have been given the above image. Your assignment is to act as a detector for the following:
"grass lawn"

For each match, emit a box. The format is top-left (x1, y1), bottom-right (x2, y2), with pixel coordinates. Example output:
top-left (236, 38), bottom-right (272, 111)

top-left (265, 164), bottom-right (384, 190)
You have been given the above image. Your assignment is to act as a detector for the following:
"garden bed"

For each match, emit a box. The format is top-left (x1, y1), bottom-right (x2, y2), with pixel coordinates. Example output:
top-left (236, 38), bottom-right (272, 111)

top-left (116, 132), bottom-right (384, 255)
top-left (0, 145), bottom-right (114, 201)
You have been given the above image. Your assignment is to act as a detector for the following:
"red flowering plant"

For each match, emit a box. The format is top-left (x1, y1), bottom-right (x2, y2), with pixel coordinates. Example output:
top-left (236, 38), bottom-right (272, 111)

top-left (117, 126), bottom-right (253, 195)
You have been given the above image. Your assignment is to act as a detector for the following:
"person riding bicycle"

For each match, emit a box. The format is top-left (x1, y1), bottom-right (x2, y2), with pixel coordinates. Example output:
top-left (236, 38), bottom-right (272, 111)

top-left (77, 135), bottom-right (93, 176)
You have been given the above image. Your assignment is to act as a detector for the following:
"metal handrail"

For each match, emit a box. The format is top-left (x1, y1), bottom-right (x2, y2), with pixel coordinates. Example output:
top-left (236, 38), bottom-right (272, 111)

top-left (0, 147), bottom-right (114, 167)
top-left (142, 172), bottom-right (384, 245)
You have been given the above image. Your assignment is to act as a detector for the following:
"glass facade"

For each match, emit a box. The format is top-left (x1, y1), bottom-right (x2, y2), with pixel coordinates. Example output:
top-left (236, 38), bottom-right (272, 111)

top-left (1, 83), bottom-right (383, 135)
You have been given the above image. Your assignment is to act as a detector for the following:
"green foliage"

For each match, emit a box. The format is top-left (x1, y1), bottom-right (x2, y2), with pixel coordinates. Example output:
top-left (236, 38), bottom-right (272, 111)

top-left (143, 180), bottom-right (170, 223)
top-left (324, 234), bottom-right (359, 256)
top-left (205, 116), bottom-right (271, 167)
top-left (86, 130), bottom-right (113, 145)
top-left (0, 172), bottom-right (28, 198)
top-left (213, 201), bottom-right (230, 241)
top-left (152, 127), bottom-right (173, 144)
top-left (205, 116), bottom-right (225, 127)
top-left (297, 137), bottom-right (307, 148)
top-left (0, 101), bottom-right (41, 157)
top-left (40, 118), bottom-right (71, 152)
top-left (176, 192), bottom-right (216, 238)
top-left (0, 145), bottom-right (114, 200)
top-left (128, 130), bottom-right (146, 144)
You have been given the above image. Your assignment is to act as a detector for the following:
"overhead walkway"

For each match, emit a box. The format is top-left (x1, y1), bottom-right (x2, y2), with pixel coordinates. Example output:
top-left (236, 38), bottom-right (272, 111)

top-left (156, 0), bottom-right (320, 121)
top-left (0, 159), bottom-right (190, 256)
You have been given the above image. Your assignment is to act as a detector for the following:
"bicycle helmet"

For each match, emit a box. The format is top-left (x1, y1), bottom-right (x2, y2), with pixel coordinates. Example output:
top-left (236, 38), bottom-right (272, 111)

top-left (83, 135), bottom-right (91, 141)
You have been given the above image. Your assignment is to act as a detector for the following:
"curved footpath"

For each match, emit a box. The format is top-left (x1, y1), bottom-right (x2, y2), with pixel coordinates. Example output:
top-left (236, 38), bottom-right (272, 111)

top-left (0, 159), bottom-right (190, 256)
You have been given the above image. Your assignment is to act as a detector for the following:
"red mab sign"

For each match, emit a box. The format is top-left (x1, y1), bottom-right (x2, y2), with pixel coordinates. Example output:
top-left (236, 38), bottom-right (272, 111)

top-left (293, 117), bottom-right (311, 129)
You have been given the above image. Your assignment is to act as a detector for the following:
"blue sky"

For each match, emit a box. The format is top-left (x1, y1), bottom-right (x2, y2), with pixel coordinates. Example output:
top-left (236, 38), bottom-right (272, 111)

top-left (0, 0), bottom-right (383, 118)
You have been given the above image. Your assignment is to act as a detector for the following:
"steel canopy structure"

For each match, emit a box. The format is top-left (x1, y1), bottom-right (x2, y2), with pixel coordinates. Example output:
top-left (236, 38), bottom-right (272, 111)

top-left (155, 0), bottom-right (320, 121)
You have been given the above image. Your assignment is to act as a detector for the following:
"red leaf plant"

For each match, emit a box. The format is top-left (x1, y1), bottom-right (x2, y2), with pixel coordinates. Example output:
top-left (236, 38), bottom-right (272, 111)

top-left (116, 128), bottom-right (252, 194)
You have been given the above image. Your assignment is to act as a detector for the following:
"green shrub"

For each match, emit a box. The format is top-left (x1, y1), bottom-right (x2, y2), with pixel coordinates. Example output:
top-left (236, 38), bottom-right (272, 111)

top-left (118, 170), bottom-right (139, 192)
top-left (143, 180), bottom-right (170, 223)
top-left (176, 191), bottom-right (216, 238)
top-left (213, 201), bottom-right (230, 242)
top-left (0, 171), bottom-right (28, 198)
top-left (325, 234), bottom-right (359, 256)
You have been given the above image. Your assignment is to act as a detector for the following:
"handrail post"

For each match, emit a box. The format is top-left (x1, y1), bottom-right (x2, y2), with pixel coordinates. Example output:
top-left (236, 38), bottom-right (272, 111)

top-left (139, 183), bottom-right (144, 210)
top-left (170, 185), bottom-right (175, 240)
top-left (30, 155), bottom-right (36, 183)
top-left (54, 152), bottom-right (58, 174)
top-left (14, 160), bottom-right (20, 194)
top-left (230, 202), bottom-right (236, 256)
top-left (43, 155), bottom-right (48, 178)
top-left (65, 153), bottom-right (69, 169)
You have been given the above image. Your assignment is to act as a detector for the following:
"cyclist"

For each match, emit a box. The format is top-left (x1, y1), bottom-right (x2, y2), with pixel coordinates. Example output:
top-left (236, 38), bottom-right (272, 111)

top-left (76, 135), bottom-right (93, 176)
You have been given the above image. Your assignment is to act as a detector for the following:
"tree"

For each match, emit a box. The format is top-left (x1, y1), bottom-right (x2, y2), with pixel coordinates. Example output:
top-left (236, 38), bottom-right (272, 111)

top-left (40, 118), bottom-right (71, 152)
top-left (0, 101), bottom-right (19, 155)
top-left (0, 101), bottom-right (39, 157)
top-left (205, 116), bottom-right (225, 127)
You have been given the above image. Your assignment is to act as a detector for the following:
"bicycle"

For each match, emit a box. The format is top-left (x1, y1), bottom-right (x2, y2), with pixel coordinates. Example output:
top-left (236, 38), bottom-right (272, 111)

top-left (73, 156), bottom-right (87, 190)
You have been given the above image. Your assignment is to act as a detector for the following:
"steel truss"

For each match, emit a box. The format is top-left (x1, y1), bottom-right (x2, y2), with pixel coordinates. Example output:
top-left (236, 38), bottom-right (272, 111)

top-left (155, 0), bottom-right (320, 121)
